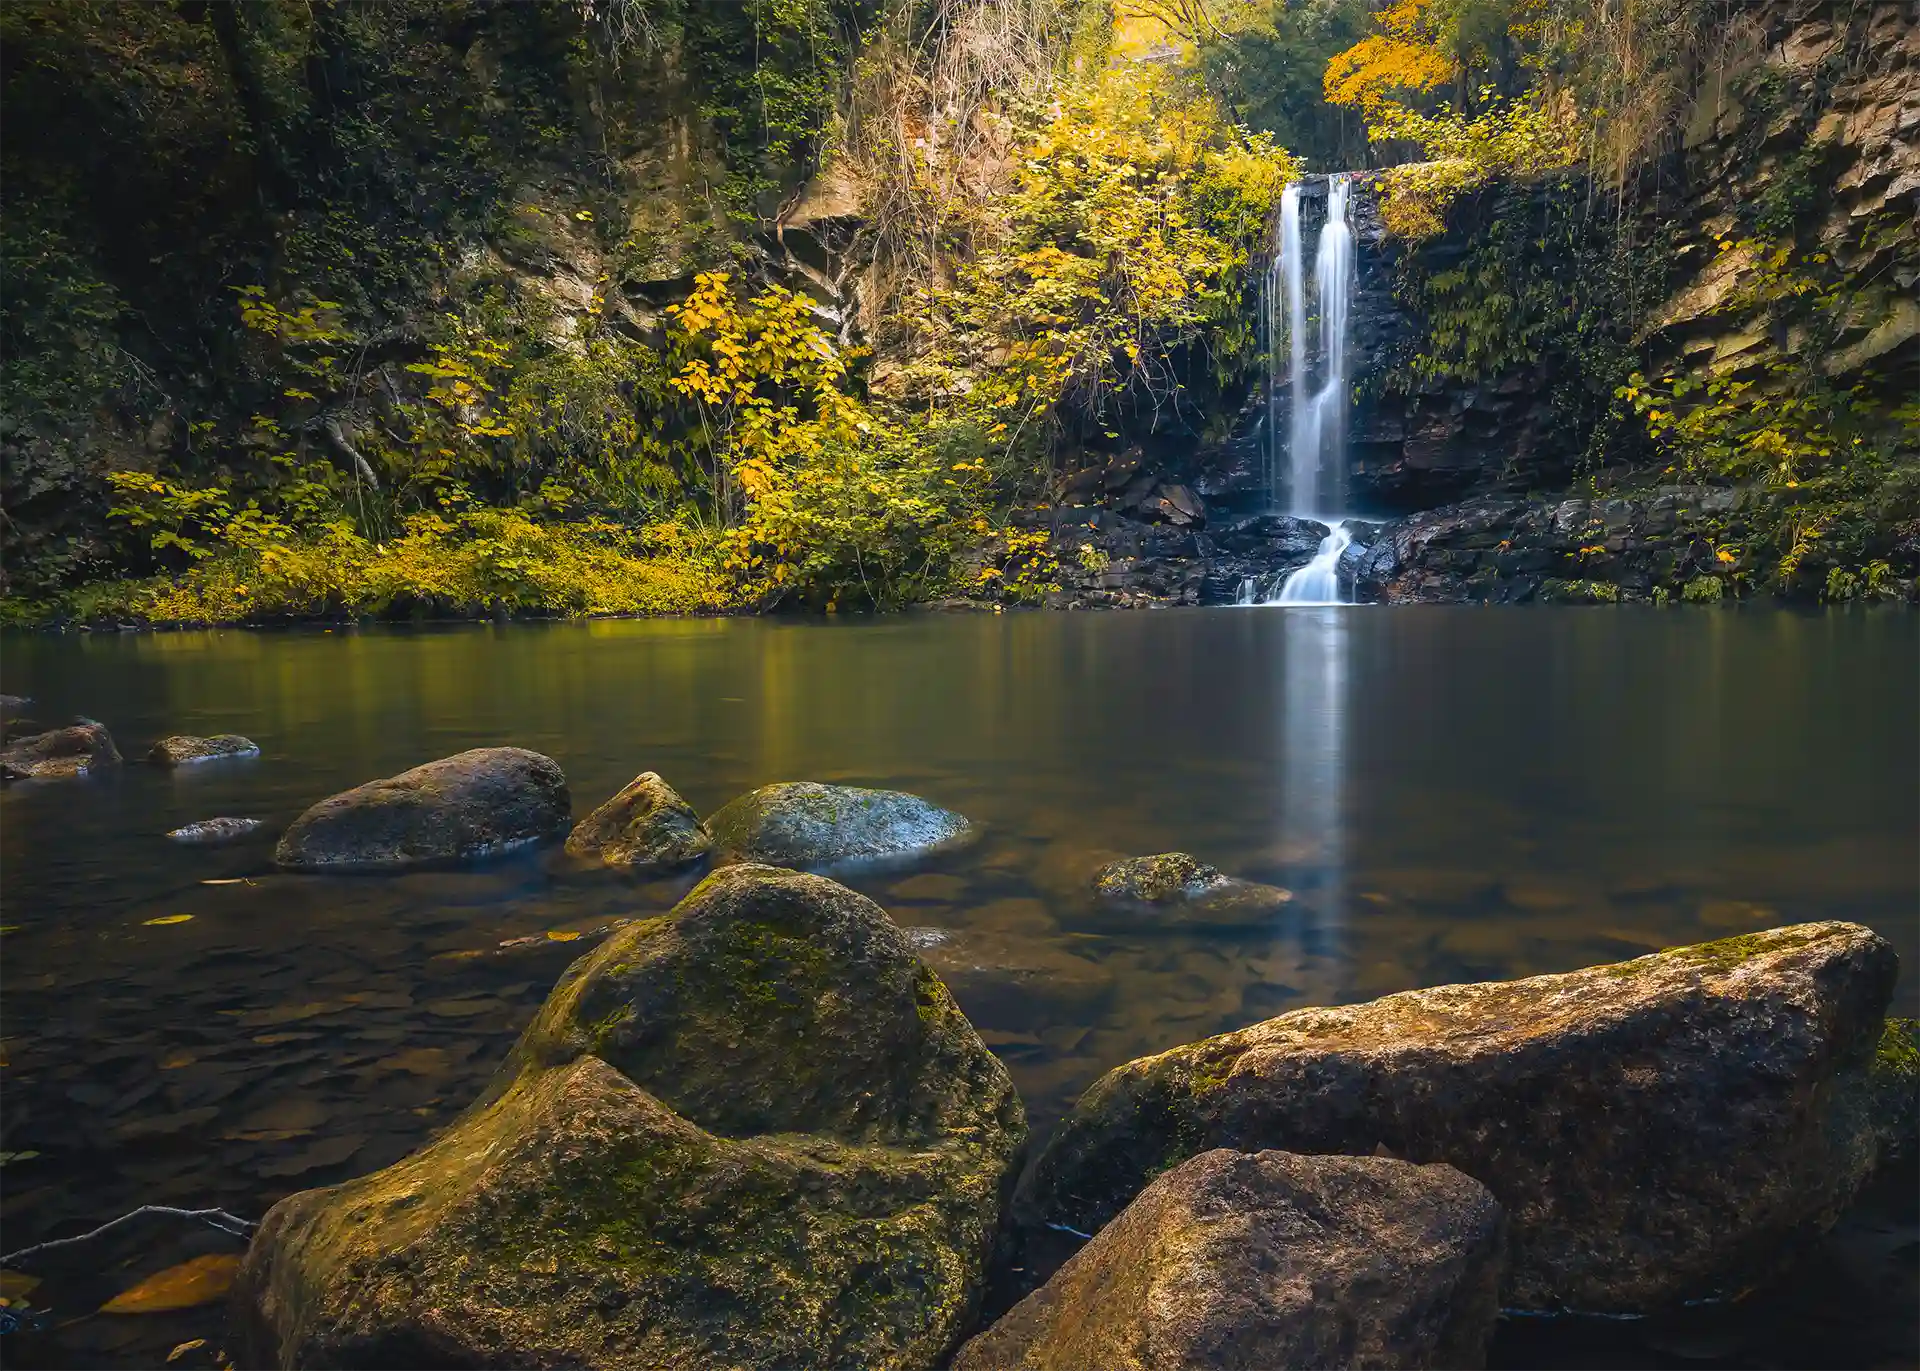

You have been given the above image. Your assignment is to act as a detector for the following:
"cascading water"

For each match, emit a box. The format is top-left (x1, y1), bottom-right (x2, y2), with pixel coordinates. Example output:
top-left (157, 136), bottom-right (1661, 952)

top-left (1247, 173), bottom-right (1357, 607)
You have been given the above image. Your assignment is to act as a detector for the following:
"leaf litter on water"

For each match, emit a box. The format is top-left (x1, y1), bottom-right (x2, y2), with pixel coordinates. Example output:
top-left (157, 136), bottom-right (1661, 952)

top-left (143, 914), bottom-right (196, 926)
top-left (99, 1254), bottom-right (241, 1314)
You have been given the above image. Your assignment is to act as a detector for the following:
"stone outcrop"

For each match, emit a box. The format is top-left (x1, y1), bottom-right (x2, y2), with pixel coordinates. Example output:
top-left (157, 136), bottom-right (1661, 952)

top-left (1345, 488), bottom-right (1755, 604)
top-left (1085, 853), bottom-right (1294, 929)
top-left (957, 1149), bottom-right (1505, 1371)
top-left (564, 771), bottom-right (711, 871)
top-left (274, 747), bottom-right (570, 871)
top-left (148, 733), bottom-right (260, 765)
top-left (708, 782), bottom-right (972, 868)
top-left (235, 865), bottom-right (1025, 1371)
top-left (1018, 923), bottom-right (1896, 1313)
top-left (0, 719), bottom-right (122, 779)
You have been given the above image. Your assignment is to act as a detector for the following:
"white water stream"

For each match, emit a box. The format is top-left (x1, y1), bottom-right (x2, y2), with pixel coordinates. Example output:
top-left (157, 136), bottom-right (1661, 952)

top-left (1248, 174), bottom-right (1357, 606)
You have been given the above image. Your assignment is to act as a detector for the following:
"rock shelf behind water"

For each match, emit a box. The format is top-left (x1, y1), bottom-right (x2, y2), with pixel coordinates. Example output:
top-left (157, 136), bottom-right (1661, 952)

top-left (274, 746), bottom-right (570, 871)
top-left (235, 864), bottom-right (1026, 1371)
top-left (1018, 921), bottom-right (1897, 1313)
top-left (958, 1149), bottom-right (1505, 1371)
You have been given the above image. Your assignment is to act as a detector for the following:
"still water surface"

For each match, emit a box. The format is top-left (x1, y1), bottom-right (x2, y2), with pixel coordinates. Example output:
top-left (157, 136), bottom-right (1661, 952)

top-left (2, 608), bottom-right (1915, 1367)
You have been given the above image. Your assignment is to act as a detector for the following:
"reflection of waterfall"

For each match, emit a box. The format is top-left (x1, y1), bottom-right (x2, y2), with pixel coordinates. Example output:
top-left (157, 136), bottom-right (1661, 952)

top-left (1278, 607), bottom-right (1347, 948)
top-left (1253, 174), bottom-right (1356, 607)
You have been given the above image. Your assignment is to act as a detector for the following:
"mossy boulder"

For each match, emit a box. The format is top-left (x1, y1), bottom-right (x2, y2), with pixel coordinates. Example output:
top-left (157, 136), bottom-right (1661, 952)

top-left (708, 781), bottom-right (972, 869)
top-left (957, 1149), bottom-right (1505, 1371)
top-left (1085, 852), bottom-right (1293, 929)
top-left (0, 718), bottom-right (122, 779)
top-left (564, 771), bottom-right (711, 872)
top-left (274, 747), bottom-right (570, 872)
top-left (1870, 1016), bottom-right (1919, 1164)
top-left (167, 816), bottom-right (265, 844)
top-left (235, 864), bottom-right (1027, 1370)
top-left (148, 733), bottom-right (260, 765)
top-left (1018, 922), bottom-right (1896, 1314)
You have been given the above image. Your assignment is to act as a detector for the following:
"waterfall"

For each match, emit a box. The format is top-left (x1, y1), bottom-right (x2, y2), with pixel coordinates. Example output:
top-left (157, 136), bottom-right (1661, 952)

top-left (1254, 173), bottom-right (1356, 606)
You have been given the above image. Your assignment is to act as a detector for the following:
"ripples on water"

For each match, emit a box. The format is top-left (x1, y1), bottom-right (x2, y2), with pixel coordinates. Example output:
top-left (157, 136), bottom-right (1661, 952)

top-left (2, 608), bottom-right (1914, 1367)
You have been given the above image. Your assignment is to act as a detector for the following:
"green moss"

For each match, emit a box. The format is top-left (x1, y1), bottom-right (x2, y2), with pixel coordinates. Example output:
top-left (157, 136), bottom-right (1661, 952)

top-left (1599, 924), bottom-right (1839, 978)
top-left (1876, 1017), bottom-right (1920, 1078)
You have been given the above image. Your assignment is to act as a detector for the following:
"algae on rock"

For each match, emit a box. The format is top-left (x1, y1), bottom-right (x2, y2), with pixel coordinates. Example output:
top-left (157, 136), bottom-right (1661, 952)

top-left (236, 864), bottom-right (1027, 1371)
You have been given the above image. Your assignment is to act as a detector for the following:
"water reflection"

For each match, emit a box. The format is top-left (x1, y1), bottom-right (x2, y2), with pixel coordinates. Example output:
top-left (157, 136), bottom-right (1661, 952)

top-left (1275, 606), bottom-right (1349, 981)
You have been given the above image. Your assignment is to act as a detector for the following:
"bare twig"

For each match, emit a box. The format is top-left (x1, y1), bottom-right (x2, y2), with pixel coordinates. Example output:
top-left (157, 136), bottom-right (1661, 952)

top-left (1, 1206), bottom-right (257, 1266)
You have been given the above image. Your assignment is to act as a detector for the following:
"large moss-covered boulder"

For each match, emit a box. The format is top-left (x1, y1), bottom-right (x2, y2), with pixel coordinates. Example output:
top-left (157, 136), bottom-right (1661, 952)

top-left (149, 732), bottom-right (259, 765)
top-left (235, 864), bottom-right (1026, 1370)
top-left (1019, 922), bottom-right (1896, 1313)
top-left (957, 1149), bottom-right (1504, 1371)
top-left (274, 747), bottom-right (569, 871)
top-left (0, 718), bottom-right (121, 779)
top-left (708, 781), bottom-right (972, 869)
top-left (564, 770), bottom-right (711, 871)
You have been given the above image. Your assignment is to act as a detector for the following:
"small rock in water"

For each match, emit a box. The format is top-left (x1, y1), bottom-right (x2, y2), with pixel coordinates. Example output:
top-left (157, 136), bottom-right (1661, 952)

top-left (168, 817), bottom-right (265, 844)
top-left (563, 770), bottom-right (711, 871)
top-left (0, 718), bottom-right (122, 780)
top-left (1087, 852), bottom-right (1292, 929)
top-left (956, 1149), bottom-right (1504, 1371)
top-left (149, 733), bottom-right (261, 765)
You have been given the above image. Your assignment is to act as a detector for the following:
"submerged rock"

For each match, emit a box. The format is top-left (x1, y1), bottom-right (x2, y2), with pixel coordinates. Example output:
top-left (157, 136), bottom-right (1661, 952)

top-left (564, 771), bottom-right (711, 871)
top-left (149, 733), bottom-right (260, 765)
top-left (236, 864), bottom-right (1026, 1370)
top-left (0, 719), bottom-right (122, 780)
top-left (274, 747), bottom-right (570, 871)
top-left (167, 817), bottom-right (265, 844)
top-left (708, 781), bottom-right (972, 869)
top-left (958, 1149), bottom-right (1504, 1371)
top-left (0, 694), bottom-right (29, 718)
top-left (1087, 852), bottom-right (1293, 928)
top-left (1871, 1016), bottom-right (1919, 1164)
top-left (1019, 922), bottom-right (1895, 1313)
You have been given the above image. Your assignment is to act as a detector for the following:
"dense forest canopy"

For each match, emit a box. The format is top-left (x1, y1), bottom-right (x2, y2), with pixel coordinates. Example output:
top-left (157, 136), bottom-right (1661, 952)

top-left (1, 0), bottom-right (1913, 619)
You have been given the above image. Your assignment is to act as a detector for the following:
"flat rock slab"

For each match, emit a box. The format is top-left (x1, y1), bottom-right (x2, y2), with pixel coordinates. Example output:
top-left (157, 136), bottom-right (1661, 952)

top-left (0, 719), bottom-right (122, 779)
top-left (1018, 922), bottom-right (1896, 1313)
top-left (708, 781), bottom-right (972, 869)
top-left (958, 1149), bottom-right (1504, 1371)
top-left (149, 733), bottom-right (260, 764)
top-left (564, 770), bottom-right (711, 871)
top-left (274, 747), bottom-right (569, 871)
top-left (236, 865), bottom-right (1026, 1370)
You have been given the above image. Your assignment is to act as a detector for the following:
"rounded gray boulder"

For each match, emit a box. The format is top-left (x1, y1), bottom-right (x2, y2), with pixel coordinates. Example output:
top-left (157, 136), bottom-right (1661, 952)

top-left (708, 781), bottom-right (972, 869)
top-left (274, 746), bottom-right (570, 871)
top-left (149, 733), bottom-right (260, 765)
top-left (564, 771), bottom-right (711, 871)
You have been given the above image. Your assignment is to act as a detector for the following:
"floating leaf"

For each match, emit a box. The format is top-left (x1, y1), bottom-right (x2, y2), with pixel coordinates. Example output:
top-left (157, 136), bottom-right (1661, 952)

top-left (201, 878), bottom-right (253, 886)
top-left (0, 1151), bottom-right (41, 1166)
top-left (0, 1270), bottom-right (41, 1301)
top-left (100, 1254), bottom-right (241, 1314)
top-left (167, 1340), bottom-right (208, 1363)
top-left (545, 930), bottom-right (582, 942)
top-left (144, 914), bottom-right (195, 927)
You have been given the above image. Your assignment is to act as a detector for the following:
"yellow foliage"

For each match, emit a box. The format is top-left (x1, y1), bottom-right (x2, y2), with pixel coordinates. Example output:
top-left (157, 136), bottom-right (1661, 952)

top-left (1323, 0), bottom-right (1456, 111)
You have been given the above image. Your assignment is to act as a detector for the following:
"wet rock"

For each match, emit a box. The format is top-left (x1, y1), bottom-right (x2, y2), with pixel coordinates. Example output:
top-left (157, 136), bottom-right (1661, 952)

top-left (1018, 923), bottom-right (1895, 1313)
top-left (563, 771), bottom-right (711, 872)
top-left (0, 718), bottom-right (122, 780)
top-left (0, 694), bottom-right (29, 718)
top-left (149, 734), bottom-right (260, 765)
top-left (1087, 853), bottom-right (1293, 929)
top-left (958, 1149), bottom-right (1504, 1371)
top-left (274, 747), bottom-right (570, 872)
top-left (236, 864), bottom-right (1026, 1371)
top-left (708, 781), bottom-right (972, 869)
top-left (1870, 1016), bottom-right (1918, 1164)
top-left (167, 817), bottom-right (265, 844)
